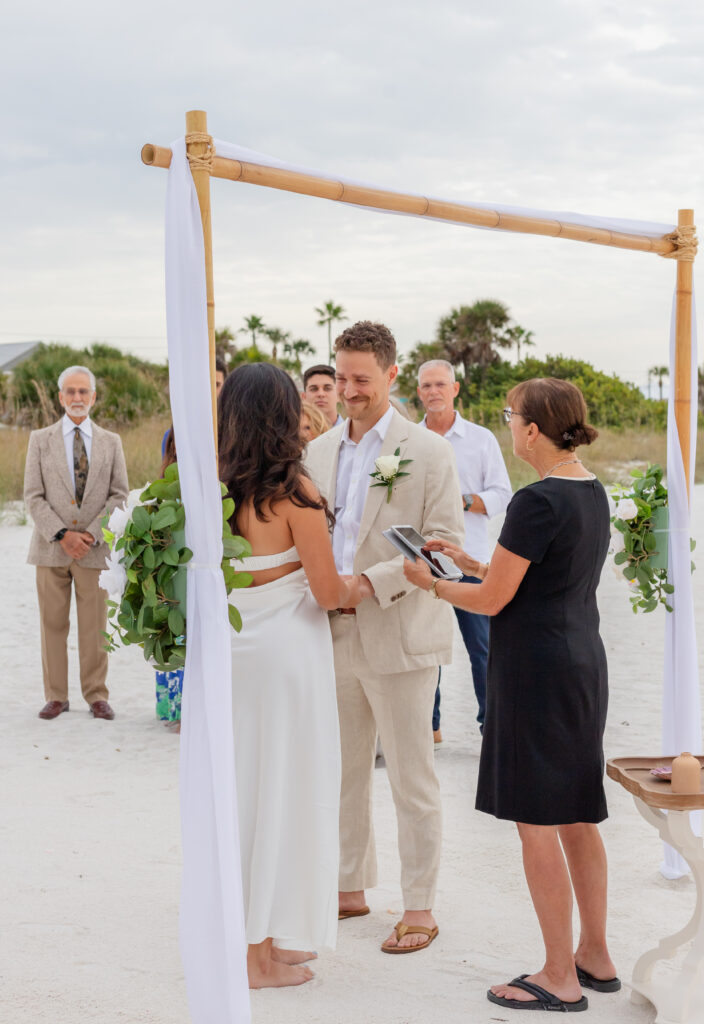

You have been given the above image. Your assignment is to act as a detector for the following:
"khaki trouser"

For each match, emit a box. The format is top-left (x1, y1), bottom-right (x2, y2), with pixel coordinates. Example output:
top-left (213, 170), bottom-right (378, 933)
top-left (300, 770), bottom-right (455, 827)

top-left (331, 614), bottom-right (441, 910)
top-left (36, 564), bottom-right (109, 705)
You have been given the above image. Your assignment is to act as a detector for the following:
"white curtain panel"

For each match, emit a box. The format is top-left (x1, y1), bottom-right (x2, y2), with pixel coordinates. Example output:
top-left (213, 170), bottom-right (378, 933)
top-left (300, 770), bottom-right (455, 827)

top-left (165, 136), bottom-right (250, 1024)
top-left (661, 296), bottom-right (701, 879)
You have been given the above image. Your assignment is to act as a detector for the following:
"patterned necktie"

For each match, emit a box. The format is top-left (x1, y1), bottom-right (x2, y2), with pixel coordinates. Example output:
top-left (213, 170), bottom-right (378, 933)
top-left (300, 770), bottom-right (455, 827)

top-left (73, 427), bottom-right (89, 507)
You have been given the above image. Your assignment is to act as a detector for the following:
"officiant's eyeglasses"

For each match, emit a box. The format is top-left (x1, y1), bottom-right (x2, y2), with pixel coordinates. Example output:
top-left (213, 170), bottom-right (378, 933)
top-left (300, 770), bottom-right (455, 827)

top-left (502, 407), bottom-right (522, 424)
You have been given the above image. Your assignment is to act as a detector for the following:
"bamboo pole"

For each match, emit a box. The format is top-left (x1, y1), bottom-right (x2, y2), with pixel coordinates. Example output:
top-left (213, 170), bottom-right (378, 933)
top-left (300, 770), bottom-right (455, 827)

top-left (674, 208), bottom-right (694, 502)
top-left (183, 112), bottom-right (218, 453)
top-left (142, 142), bottom-right (678, 257)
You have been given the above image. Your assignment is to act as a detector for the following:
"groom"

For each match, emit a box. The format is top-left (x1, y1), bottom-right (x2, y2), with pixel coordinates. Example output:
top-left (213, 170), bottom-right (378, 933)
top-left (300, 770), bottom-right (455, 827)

top-left (305, 321), bottom-right (464, 953)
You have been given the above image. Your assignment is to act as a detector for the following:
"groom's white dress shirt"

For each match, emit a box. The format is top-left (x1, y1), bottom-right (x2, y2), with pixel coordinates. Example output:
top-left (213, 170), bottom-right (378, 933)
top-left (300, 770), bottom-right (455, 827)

top-left (332, 405), bottom-right (394, 574)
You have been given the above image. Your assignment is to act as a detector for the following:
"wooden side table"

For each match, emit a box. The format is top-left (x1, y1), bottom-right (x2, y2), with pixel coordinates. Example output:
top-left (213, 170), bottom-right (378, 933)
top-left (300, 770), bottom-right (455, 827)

top-left (607, 757), bottom-right (704, 1024)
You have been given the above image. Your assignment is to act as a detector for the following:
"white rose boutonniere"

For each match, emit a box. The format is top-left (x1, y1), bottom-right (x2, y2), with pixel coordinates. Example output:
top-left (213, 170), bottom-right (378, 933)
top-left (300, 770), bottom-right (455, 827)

top-left (369, 447), bottom-right (413, 503)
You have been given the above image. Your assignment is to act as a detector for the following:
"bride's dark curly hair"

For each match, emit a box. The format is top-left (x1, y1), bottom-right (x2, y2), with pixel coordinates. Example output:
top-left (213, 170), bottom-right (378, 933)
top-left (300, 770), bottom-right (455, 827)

top-left (218, 362), bottom-right (332, 533)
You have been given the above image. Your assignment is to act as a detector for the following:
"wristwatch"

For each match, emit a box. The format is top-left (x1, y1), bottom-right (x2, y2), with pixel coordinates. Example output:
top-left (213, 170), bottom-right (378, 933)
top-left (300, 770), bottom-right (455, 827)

top-left (429, 578), bottom-right (442, 600)
top-left (462, 493), bottom-right (474, 511)
top-left (53, 528), bottom-right (68, 541)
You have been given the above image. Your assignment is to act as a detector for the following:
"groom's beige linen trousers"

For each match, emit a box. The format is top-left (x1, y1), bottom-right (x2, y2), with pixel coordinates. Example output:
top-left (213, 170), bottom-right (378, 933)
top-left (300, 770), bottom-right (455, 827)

top-left (306, 409), bottom-right (464, 910)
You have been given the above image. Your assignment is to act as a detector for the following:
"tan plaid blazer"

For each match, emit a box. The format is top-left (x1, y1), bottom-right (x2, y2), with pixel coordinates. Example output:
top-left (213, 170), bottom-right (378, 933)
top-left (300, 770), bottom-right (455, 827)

top-left (24, 420), bottom-right (129, 568)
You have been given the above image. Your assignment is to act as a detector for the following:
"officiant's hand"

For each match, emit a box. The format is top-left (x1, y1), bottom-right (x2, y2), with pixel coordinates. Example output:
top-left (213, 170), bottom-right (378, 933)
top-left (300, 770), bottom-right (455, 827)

top-left (423, 539), bottom-right (485, 579)
top-left (403, 557), bottom-right (433, 591)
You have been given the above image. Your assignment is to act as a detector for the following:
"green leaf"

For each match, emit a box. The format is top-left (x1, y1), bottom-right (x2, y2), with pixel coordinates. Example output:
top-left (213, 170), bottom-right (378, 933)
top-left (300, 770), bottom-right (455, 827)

top-left (131, 505), bottom-right (151, 535)
top-left (143, 546), bottom-right (155, 569)
top-left (168, 608), bottom-right (185, 635)
top-left (665, 603), bottom-right (674, 613)
top-left (179, 547), bottom-right (193, 564)
top-left (162, 545), bottom-right (180, 566)
top-left (691, 538), bottom-right (697, 552)
top-left (151, 505), bottom-right (178, 530)
top-left (636, 566), bottom-right (651, 587)
top-left (221, 497), bottom-right (235, 521)
top-left (231, 572), bottom-right (253, 589)
top-left (662, 583), bottom-right (675, 594)
top-left (393, 447), bottom-right (400, 456)
top-left (613, 551), bottom-right (628, 565)
top-left (163, 462), bottom-right (179, 483)
top-left (126, 567), bottom-right (138, 583)
top-left (644, 532), bottom-right (657, 552)
top-left (630, 468), bottom-right (644, 479)
top-left (228, 603), bottom-right (243, 633)
top-left (622, 565), bottom-right (637, 581)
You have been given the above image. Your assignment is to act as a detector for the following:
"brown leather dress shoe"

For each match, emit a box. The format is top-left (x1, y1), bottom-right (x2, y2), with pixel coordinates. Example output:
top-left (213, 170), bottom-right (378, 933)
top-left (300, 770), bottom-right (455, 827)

top-left (90, 700), bottom-right (115, 720)
top-left (38, 700), bottom-right (70, 720)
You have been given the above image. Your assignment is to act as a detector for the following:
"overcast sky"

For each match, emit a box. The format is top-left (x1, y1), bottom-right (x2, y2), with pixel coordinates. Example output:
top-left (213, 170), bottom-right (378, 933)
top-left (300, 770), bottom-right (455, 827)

top-left (2, 0), bottom-right (703, 391)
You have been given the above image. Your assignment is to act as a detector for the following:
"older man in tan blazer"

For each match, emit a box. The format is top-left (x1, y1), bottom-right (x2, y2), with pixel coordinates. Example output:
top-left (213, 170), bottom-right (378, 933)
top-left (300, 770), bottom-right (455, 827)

top-left (305, 322), bottom-right (464, 955)
top-left (24, 365), bottom-right (128, 720)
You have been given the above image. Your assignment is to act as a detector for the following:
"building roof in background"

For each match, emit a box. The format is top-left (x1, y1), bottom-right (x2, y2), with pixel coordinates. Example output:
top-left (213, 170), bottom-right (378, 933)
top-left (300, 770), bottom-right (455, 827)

top-left (0, 341), bottom-right (42, 372)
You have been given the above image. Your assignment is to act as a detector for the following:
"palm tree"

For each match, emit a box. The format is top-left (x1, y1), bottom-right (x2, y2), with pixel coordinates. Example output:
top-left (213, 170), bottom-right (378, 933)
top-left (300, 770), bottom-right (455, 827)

top-left (215, 325), bottom-right (237, 360)
top-left (650, 365), bottom-right (669, 401)
top-left (438, 299), bottom-right (512, 382)
top-left (504, 324), bottom-right (535, 363)
top-left (239, 315), bottom-right (267, 354)
top-left (315, 301), bottom-right (347, 364)
top-left (263, 326), bottom-right (290, 363)
top-left (281, 338), bottom-right (316, 376)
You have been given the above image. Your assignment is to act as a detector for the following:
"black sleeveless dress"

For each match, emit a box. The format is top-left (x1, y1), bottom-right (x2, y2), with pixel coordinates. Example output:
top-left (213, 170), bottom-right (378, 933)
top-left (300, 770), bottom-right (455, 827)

top-left (475, 477), bottom-right (610, 826)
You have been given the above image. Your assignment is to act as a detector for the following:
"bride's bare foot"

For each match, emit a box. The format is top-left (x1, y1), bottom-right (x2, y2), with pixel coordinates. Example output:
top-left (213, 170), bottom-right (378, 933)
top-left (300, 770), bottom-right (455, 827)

top-left (272, 947), bottom-right (317, 965)
top-left (248, 960), bottom-right (314, 989)
top-left (247, 938), bottom-right (314, 989)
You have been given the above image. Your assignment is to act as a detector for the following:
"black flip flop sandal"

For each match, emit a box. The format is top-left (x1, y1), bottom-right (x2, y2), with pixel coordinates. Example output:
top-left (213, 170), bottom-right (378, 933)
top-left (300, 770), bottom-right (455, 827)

top-left (576, 965), bottom-right (622, 992)
top-left (487, 974), bottom-right (588, 1012)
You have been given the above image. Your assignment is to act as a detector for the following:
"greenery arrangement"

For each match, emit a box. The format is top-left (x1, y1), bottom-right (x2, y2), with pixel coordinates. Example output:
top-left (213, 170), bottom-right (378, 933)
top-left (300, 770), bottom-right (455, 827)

top-left (100, 463), bottom-right (252, 671)
top-left (610, 463), bottom-right (695, 613)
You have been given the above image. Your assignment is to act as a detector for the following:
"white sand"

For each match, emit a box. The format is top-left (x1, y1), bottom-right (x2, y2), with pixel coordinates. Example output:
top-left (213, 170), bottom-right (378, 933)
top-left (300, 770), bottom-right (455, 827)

top-left (2, 489), bottom-right (704, 1024)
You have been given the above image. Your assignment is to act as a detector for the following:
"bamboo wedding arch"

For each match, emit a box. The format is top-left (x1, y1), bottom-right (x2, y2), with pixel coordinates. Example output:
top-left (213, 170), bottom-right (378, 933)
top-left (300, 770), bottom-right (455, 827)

top-left (142, 109), bottom-right (698, 1024)
top-left (143, 109), bottom-right (697, 486)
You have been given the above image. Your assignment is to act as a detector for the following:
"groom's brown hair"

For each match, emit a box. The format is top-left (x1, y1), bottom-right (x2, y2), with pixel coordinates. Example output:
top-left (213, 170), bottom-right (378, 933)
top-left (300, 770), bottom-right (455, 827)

top-left (334, 320), bottom-right (397, 370)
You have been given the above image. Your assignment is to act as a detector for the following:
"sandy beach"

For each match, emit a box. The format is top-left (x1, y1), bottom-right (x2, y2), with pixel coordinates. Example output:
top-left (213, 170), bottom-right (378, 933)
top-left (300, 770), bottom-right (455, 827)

top-left (2, 489), bottom-right (704, 1024)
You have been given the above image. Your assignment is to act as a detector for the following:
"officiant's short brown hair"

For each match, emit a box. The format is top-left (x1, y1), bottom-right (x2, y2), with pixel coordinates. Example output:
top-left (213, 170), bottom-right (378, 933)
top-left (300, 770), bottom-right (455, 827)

top-left (334, 320), bottom-right (397, 370)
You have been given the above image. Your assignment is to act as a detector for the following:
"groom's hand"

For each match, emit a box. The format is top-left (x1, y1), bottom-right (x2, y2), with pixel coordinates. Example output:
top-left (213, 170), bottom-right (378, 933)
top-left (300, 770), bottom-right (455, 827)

top-left (341, 574), bottom-right (375, 607)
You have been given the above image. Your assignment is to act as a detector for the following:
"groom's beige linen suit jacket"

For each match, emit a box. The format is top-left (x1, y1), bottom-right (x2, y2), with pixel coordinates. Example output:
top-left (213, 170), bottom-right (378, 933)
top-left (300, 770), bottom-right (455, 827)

top-left (24, 420), bottom-right (128, 569)
top-left (305, 409), bottom-right (464, 671)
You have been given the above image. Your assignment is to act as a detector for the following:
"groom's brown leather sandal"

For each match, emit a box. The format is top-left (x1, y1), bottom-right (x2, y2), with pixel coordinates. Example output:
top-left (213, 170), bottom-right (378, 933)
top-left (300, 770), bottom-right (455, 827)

top-left (381, 922), bottom-right (439, 954)
top-left (338, 906), bottom-right (370, 920)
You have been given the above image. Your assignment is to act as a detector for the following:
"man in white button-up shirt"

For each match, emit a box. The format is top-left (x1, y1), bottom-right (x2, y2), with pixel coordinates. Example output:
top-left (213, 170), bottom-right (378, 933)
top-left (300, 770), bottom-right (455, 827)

top-left (418, 360), bottom-right (512, 736)
top-left (305, 322), bottom-right (464, 955)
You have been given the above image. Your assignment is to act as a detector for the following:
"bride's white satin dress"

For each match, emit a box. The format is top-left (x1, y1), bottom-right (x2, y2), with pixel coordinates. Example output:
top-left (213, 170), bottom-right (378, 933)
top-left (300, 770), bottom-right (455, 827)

top-left (229, 545), bottom-right (340, 951)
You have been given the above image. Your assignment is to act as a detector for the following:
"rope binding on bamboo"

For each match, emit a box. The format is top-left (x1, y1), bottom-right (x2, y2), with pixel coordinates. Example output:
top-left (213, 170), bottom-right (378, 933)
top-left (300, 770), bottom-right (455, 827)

top-left (185, 131), bottom-right (216, 172)
top-left (661, 223), bottom-right (698, 262)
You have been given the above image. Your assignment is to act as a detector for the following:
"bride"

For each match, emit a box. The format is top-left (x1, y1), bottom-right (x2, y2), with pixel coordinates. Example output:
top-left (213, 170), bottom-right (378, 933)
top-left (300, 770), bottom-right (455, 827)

top-left (218, 362), bottom-right (355, 989)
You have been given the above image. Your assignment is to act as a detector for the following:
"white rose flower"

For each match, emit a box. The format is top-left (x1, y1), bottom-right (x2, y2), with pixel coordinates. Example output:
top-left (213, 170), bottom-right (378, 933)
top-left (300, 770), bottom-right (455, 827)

top-left (615, 498), bottom-right (638, 521)
top-left (127, 487), bottom-right (146, 510)
top-left (99, 550), bottom-right (127, 601)
top-left (107, 502), bottom-right (131, 539)
top-left (374, 454), bottom-right (401, 481)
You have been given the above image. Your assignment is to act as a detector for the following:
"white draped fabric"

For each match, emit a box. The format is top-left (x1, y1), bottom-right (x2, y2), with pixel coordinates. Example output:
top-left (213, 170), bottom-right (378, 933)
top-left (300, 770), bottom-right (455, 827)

top-left (161, 133), bottom-right (698, 1021)
top-left (661, 297), bottom-right (701, 879)
top-left (213, 139), bottom-right (675, 239)
top-left (165, 136), bottom-right (250, 1024)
